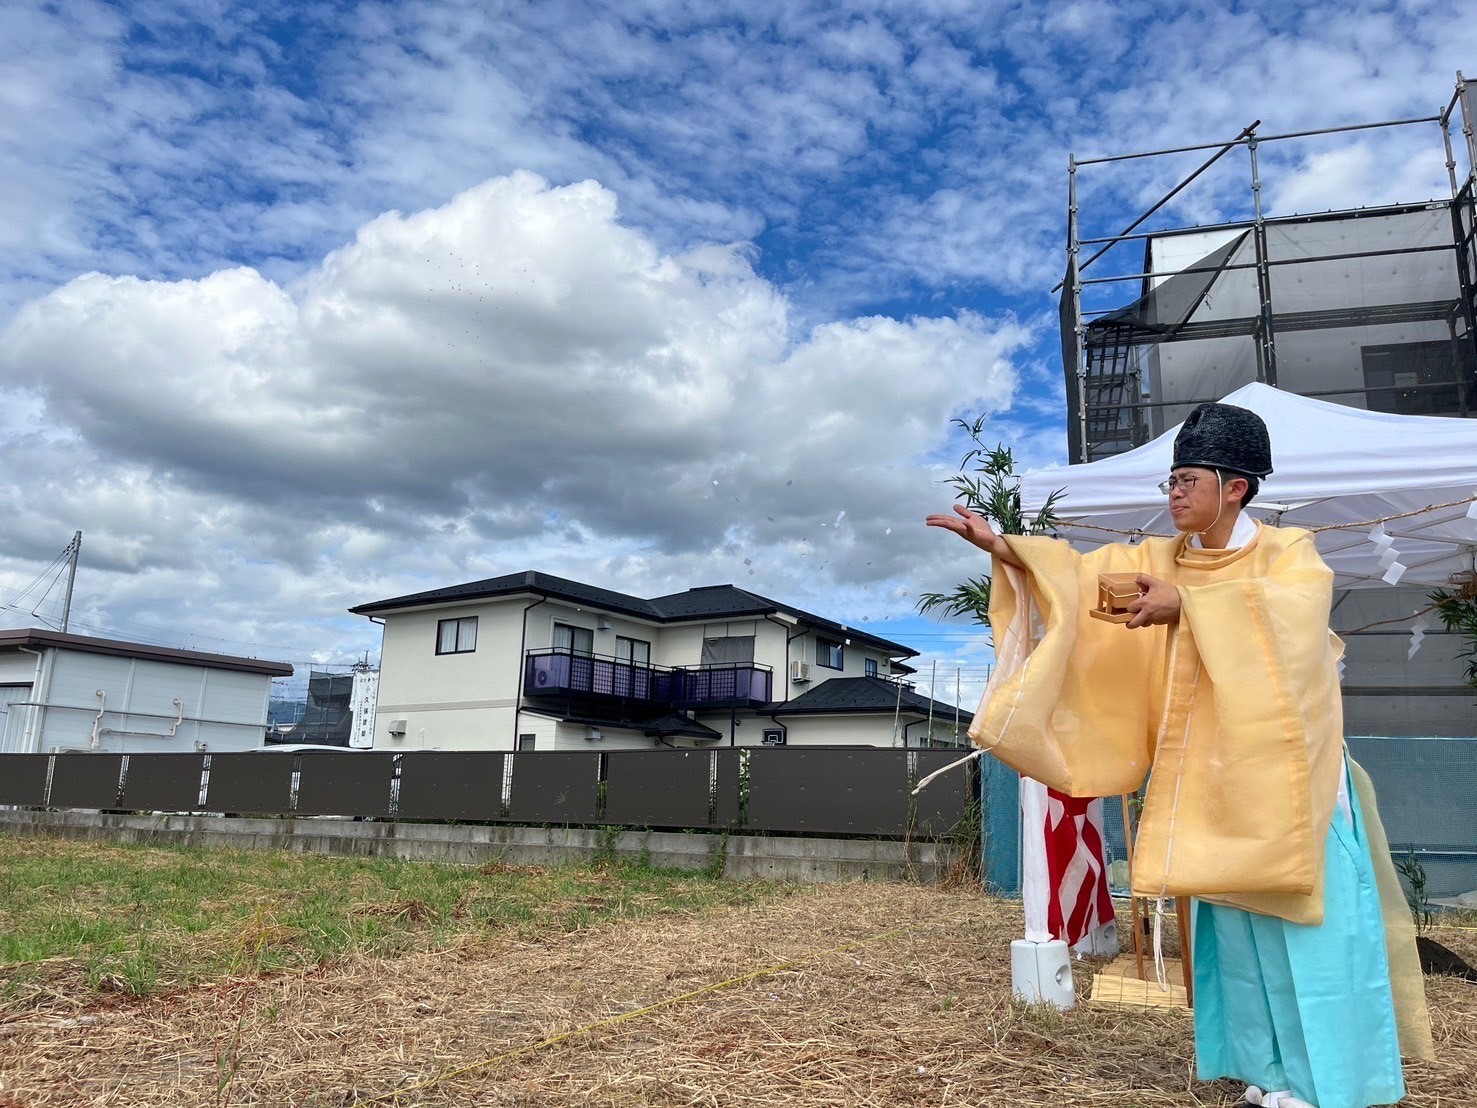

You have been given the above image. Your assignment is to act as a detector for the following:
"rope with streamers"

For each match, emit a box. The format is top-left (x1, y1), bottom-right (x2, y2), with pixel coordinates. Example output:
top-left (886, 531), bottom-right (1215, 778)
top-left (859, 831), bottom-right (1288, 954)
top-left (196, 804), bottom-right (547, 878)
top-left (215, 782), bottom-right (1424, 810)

top-left (1050, 493), bottom-right (1477, 541)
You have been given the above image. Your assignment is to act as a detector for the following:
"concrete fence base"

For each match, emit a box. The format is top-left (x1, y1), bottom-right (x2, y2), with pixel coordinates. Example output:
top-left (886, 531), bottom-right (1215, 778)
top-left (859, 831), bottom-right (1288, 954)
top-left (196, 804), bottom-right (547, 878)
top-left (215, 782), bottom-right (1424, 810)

top-left (0, 809), bottom-right (963, 884)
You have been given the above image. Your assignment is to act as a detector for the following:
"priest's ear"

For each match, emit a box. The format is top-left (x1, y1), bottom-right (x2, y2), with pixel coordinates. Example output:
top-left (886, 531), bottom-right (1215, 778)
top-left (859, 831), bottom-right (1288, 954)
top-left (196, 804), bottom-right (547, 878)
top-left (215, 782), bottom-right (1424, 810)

top-left (1222, 472), bottom-right (1256, 508)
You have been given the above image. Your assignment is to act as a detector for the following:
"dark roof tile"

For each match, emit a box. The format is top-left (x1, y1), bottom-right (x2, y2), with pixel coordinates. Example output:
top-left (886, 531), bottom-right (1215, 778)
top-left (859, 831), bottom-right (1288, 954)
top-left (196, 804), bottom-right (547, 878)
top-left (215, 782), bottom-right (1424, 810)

top-left (352, 571), bottom-right (914, 657)
top-left (768, 676), bottom-right (964, 719)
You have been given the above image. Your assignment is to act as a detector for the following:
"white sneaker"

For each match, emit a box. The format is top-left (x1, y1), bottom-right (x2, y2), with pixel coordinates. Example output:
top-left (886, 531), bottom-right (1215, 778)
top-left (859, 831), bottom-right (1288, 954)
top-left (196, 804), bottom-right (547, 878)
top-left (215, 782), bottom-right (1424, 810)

top-left (1245, 1090), bottom-right (1316, 1108)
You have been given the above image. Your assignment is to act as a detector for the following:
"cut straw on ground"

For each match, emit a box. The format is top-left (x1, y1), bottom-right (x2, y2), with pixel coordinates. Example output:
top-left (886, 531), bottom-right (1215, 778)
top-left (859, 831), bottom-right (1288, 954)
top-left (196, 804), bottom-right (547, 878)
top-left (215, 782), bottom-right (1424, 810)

top-left (3, 879), bottom-right (1474, 1106)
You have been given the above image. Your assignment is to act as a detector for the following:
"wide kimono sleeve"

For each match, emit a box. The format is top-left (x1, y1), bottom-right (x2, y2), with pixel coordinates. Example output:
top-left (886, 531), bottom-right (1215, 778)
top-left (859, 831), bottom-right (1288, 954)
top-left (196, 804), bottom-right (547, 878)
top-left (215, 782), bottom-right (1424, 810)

top-left (1146, 529), bottom-right (1344, 908)
top-left (966, 533), bottom-right (1169, 798)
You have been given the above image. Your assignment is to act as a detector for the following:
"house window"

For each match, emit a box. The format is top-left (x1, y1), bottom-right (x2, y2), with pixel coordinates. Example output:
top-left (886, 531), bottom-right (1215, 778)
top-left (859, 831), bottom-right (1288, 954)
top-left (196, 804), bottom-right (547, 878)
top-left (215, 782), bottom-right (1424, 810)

top-left (816, 637), bottom-right (844, 670)
top-left (553, 622), bottom-right (594, 656)
top-left (616, 636), bottom-right (651, 665)
top-left (518, 733), bottom-right (536, 751)
top-left (864, 658), bottom-right (878, 677)
top-left (436, 616), bottom-right (478, 655)
top-left (701, 635), bottom-right (754, 665)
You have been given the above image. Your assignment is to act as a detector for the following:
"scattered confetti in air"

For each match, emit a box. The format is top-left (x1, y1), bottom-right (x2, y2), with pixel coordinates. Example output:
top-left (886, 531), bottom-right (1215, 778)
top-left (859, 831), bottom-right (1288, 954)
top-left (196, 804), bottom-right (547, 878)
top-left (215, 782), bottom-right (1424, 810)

top-left (786, 480), bottom-right (793, 487)
top-left (884, 527), bottom-right (892, 535)
top-left (713, 480), bottom-right (720, 486)
top-left (743, 557), bottom-right (752, 566)
top-left (835, 510), bottom-right (846, 526)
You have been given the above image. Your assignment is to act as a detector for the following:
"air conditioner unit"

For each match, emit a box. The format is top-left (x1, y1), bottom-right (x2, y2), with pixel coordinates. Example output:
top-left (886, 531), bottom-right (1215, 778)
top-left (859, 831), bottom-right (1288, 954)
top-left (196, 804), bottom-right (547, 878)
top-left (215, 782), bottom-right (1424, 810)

top-left (386, 719), bottom-right (407, 737)
top-left (596, 618), bottom-right (613, 631)
top-left (789, 661), bottom-right (811, 684)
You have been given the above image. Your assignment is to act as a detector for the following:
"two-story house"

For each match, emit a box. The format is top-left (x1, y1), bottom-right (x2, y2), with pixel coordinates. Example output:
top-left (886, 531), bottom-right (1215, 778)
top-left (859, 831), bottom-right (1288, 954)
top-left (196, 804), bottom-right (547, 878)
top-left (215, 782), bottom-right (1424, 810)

top-left (349, 571), bottom-right (966, 751)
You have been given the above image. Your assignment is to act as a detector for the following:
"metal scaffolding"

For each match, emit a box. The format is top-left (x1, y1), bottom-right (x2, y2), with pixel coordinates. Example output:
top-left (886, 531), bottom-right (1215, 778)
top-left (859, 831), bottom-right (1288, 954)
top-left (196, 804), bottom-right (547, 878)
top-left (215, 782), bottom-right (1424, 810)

top-left (1062, 73), bottom-right (1477, 463)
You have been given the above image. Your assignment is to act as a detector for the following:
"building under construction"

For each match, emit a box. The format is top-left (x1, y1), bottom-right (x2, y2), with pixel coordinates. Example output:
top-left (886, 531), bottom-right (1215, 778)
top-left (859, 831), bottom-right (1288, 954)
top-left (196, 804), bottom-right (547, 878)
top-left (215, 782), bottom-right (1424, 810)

top-left (1062, 77), bottom-right (1476, 463)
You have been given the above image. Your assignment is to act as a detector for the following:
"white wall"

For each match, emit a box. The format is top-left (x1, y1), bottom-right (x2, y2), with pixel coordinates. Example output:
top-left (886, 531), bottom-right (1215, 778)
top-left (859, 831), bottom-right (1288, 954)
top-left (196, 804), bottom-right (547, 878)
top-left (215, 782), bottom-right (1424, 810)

top-left (24, 649), bottom-right (273, 754)
top-left (375, 598), bottom-right (528, 750)
top-left (0, 651), bottom-right (40, 685)
top-left (790, 630), bottom-right (893, 684)
top-left (767, 714), bottom-right (898, 748)
top-left (527, 602), bottom-right (664, 660)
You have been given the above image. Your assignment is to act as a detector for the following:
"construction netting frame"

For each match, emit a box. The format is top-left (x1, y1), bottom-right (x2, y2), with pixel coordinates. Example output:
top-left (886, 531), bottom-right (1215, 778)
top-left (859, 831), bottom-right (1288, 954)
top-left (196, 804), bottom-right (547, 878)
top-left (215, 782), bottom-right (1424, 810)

top-left (1061, 74), bottom-right (1477, 464)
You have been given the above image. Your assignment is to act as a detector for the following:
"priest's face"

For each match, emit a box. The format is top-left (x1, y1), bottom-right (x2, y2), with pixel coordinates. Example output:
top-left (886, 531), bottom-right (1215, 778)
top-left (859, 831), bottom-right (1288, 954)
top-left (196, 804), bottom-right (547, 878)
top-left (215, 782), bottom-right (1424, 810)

top-left (1163, 466), bottom-right (1233, 533)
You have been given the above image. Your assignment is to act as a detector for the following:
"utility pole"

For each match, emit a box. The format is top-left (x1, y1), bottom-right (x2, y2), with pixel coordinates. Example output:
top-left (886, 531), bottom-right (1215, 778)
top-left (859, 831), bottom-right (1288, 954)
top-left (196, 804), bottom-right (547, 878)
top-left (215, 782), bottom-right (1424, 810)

top-left (926, 659), bottom-right (937, 748)
top-left (59, 531), bottom-right (82, 634)
top-left (955, 666), bottom-right (962, 746)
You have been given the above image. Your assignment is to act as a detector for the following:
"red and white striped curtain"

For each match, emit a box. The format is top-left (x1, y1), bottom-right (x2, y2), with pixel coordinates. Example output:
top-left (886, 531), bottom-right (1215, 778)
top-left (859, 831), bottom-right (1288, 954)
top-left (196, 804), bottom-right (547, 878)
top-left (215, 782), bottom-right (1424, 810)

top-left (1021, 776), bottom-right (1117, 951)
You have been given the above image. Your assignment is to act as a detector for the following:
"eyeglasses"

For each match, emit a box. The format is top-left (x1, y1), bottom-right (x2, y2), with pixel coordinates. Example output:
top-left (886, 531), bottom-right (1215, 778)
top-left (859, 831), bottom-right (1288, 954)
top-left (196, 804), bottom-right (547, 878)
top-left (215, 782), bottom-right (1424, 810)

top-left (1158, 474), bottom-right (1205, 494)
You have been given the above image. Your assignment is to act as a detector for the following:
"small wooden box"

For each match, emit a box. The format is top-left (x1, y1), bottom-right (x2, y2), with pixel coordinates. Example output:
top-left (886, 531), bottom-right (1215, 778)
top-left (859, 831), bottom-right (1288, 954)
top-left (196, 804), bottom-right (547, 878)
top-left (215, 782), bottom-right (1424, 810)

top-left (1089, 573), bottom-right (1142, 623)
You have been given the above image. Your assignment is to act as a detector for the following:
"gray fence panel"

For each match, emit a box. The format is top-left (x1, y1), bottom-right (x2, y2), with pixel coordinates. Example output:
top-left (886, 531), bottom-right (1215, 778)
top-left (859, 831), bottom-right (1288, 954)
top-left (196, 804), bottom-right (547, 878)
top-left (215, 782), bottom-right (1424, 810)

top-left (296, 753), bottom-right (397, 817)
top-left (0, 754), bottom-right (51, 805)
top-left (508, 752), bottom-right (600, 824)
top-left (603, 750), bottom-right (712, 827)
top-left (205, 754), bottom-right (294, 815)
top-left (48, 754), bottom-right (124, 809)
top-left (913, 750), bottom-right (972, 837)
top-left (746, 748), bottom-right (910, 835)
top-left (121, 754), bottom-right (205, 811)
top-left (714, 749), bottom-right (741, 828)
top-left (397, 752), bottom-right (507, 821)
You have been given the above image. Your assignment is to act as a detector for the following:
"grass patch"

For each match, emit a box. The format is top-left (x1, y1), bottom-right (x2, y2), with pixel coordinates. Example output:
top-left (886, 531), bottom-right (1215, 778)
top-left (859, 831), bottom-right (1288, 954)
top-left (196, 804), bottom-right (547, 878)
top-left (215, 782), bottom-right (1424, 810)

top-left (0, 834), bottom-right (792, 1010)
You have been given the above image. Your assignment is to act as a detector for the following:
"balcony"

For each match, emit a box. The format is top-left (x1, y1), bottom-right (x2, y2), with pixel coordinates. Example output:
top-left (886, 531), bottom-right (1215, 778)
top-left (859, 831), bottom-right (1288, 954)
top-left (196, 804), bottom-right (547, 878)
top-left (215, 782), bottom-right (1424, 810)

top-left (523, 649), bottom-right (772, 709)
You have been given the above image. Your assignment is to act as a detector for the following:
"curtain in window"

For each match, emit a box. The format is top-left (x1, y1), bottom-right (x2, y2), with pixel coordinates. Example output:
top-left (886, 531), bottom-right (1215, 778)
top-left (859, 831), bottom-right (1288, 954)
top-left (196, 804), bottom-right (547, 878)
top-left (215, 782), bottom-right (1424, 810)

top-left (701, 636), bottom-right (754, 665)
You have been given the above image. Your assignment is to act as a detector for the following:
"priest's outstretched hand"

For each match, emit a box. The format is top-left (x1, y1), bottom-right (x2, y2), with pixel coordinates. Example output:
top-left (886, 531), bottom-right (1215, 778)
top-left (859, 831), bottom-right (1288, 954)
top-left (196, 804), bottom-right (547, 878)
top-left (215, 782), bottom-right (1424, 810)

top-left (1125, 574), bottom-right (1181, 629)
top-left (924, 504), bottom-right (1025, 569)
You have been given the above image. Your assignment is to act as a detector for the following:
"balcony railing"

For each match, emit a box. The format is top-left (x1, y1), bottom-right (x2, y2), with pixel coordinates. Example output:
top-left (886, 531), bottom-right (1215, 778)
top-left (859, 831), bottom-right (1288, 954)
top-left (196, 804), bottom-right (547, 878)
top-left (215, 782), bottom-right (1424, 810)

top-left (523, 649), bottom-right (772, 707)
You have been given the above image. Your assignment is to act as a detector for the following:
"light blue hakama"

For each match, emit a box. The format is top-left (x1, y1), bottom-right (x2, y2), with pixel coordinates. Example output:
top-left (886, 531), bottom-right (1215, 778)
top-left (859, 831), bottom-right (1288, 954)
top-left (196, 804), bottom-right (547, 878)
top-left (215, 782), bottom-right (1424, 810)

top-left (1192, 767), bottom-right (1405, 1108)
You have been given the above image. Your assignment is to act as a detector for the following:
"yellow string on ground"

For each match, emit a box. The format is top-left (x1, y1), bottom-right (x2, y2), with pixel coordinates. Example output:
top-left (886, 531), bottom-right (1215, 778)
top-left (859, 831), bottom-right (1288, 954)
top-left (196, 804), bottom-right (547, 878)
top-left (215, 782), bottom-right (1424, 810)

top-left (363, 924), bottom-right (915, 1103)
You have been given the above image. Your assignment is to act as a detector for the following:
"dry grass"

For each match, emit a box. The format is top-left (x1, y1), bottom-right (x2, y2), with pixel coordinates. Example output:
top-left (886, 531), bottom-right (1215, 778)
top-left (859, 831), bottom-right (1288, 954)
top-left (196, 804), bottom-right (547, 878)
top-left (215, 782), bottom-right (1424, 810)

top-left (2, 881), bottom-right (1474, 1107)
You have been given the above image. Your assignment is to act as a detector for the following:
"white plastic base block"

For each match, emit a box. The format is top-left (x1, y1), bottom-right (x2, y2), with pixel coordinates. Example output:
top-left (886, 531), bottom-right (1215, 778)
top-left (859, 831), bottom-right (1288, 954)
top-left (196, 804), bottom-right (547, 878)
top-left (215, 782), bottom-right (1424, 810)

top-left (1010, 938), bottom-right (1076, 1009)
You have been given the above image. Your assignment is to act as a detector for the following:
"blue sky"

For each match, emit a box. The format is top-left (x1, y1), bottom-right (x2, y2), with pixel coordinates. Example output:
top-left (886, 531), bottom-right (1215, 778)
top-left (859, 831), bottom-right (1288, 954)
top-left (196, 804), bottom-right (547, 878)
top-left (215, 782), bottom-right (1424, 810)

top-left (0, 0), bottom-right (1470, 703)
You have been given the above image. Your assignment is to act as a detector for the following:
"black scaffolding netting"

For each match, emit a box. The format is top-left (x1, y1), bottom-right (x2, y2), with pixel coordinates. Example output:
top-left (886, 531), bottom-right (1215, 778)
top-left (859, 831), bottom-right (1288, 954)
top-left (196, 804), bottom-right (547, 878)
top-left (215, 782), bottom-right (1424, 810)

top-left (1062, 201), bottom-right (1477, 462)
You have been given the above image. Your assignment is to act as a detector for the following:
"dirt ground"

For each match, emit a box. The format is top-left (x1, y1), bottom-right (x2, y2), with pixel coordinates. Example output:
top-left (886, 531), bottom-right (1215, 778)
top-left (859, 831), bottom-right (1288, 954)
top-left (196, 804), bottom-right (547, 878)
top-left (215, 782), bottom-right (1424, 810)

top-left (2, 882), bottom-right (1474, 1107)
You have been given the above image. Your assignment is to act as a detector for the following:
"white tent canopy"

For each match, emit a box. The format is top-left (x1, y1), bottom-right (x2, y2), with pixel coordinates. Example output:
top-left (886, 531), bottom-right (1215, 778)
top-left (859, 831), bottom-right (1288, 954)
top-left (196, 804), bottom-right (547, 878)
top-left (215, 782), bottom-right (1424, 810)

top-left (1018, 383), bottom-right (1477, 590)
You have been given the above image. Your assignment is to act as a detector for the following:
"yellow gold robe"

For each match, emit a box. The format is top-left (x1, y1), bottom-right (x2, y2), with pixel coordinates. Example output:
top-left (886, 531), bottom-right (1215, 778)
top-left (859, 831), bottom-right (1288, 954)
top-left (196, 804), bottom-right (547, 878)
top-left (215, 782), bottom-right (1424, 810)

top-left (968, 521), bottom-right (1433, 1059)
top-left (971, 523), bottom-right (1343, 918)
